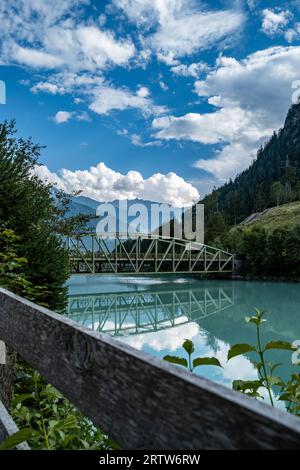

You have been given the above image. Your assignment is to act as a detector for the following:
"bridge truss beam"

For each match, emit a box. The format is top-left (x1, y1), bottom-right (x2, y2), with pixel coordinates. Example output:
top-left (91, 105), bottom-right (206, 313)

top-left (68, 234), bottom-right (234, 275)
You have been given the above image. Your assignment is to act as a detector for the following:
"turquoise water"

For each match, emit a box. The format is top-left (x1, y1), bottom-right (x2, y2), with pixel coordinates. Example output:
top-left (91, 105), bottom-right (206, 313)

top-left (66, 274), bottom-right (300, 406)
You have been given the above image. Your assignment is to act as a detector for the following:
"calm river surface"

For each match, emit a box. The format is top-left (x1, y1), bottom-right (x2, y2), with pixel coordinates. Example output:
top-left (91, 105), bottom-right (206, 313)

top-left (66, 274), bottom-right (300, 405)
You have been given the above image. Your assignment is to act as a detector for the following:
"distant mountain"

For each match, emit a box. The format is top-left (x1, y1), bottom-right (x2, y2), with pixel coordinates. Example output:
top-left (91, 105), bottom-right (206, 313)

top-left (74, 195), bottom-right (102, 211)
top-left (67, 196), bottom-right (178, 234)
top-left (202, 101), bottom-right (300, 229)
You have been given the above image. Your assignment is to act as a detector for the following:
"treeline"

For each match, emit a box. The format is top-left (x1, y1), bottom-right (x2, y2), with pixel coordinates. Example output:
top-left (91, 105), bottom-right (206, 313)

top-left (203, 102), bottom-right (300, 231)
top-left (0, 121), bottom-right (108, 449)
top-left (225, 225), bottom-right (300, 278)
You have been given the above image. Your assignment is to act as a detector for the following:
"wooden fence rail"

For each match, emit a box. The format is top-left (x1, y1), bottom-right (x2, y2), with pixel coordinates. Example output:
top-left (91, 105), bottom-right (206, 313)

top-left (0, 287), bottom-right (300, 450)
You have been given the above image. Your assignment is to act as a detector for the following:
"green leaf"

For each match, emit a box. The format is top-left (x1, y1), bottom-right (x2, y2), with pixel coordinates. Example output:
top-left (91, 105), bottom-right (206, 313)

top-left (268, 375), bottom-right (285, 387)
top-left (232, 379), bottom-right (263, 396)
top-left (0, 429), bottom-right (34, 450)
top-left (163, 355), bottom-right (188, 368)
top-left (12, 393), bottom-right (34, 407)
top-left (264, 341), bottom-right (295, 352)
top-left (182, 339), bottom-right (194, 355)
top-left (193, 357), bottom-right (222, 368)
top-left (52, 415), bottom-right (79, 431)
top-left (278, 393), bottom-right (292, 402)
top-left (227, 343), bottom-right (256, 361)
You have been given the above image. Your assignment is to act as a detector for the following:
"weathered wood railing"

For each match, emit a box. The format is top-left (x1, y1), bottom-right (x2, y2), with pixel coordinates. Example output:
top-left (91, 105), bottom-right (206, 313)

top-left (0, 287), bottom-right (300, 450)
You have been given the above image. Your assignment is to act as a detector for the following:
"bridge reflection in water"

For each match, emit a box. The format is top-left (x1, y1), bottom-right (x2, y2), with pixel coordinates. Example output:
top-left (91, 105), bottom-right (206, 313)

top-left (67, 284), bottom-right (235, 336)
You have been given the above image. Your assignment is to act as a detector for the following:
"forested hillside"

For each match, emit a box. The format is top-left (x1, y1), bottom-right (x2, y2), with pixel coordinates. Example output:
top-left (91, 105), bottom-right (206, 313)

top-left (203, 101), bottom-right (300, 242)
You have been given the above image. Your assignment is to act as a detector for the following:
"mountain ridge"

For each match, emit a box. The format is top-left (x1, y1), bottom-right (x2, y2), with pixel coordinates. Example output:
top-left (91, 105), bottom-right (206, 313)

top-left (202, 101), bottom-right (300, 235)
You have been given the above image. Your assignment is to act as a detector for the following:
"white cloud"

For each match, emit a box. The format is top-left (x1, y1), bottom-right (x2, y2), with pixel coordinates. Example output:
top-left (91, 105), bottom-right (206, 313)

top-left (262, 8), bottom-right (292, 36)
top-left (136, 86), bottom-right (150, 98)
top-left (89, 84), bottom-right (167, 116)
top-left (153, 108), bottom-right (268, 145)
top-left (53, 110), bottom-right (73, 124)
top-left (31, 81), bottom-right (65, 95)
top-left (53, 110), bottom-right (91, 124)
top-left (1, 1), bottom-right (167, 120)
top-left (35, 162), bottom-right (199, 207)
top-left (171, 62), bottom-right (208, 78)
top-left (30, 72), bottom-right (165, 117)
top-left (151, 9), bottom-right (244, 62)
top-left (153, 46), bottom-right (300, 181)
top-left (12, 46), bottom-right (64, 68)
top-left (153, 109), bottom-right (272, 180)
top-left (113, 0), bottom-right (245, 62)
top-left (0, 1), bottom-right (135, 72)
top-left (247, 0), bottom-right (259, 10)
top-left (123, 321), bottom-right (200, 352)
top-left (76, 111), bottom-right (91, 121)
top-left (159, 80), bottom-right (168, 91)
top-left (130, 134), bottom-right (161, 147)
top-left (195, 46), bottom-right (300, 125)
top-left (285, 23), bottom-right (300, 43)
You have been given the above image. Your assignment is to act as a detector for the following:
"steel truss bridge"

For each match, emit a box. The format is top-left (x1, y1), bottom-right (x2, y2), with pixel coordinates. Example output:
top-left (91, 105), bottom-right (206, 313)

top-left (66, 285), bottom-right (235, 336)
top-left (68, 233), bottom-right (234, 275)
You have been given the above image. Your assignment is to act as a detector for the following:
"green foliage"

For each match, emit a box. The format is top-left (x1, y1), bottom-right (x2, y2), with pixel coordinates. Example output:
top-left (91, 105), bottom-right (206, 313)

top-left (232, 380), bottom-right (264, 399)
top-left (164, 309), bottom-right (300, 416)
top-left (227, 344), bottom-right (256, 360)
top-left (205, 212), bottom-right (228, 247)
top-left (279, 374), bottom-right (300, 416)
top-left (0, 429), bottom-right (35, 450)
top-left (0, 121), bottom-right (108, 450)
top-left (10, 362), bottom-right (111, 450)
top-left (224, 224), bottom-right (300, 278)
top-left (0, 226), bottom-right (50, 305)
top-left (0, 121), bottom-right (88, 310)
top-left (227, 309), bottom-right (299, 412)
top-left (164, 338), bottom-right (222, 373)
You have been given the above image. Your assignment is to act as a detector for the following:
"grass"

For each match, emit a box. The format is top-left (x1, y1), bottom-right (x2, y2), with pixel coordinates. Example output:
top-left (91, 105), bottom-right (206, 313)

top-left (239, 201), bottom-right (300, 232)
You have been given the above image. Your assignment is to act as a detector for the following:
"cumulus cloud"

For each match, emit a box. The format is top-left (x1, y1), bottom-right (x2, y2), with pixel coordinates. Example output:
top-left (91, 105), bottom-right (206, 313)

top-left (136, 86), bottom-right (150, 98)
top-left (153, 46), bottom-right (300, 181)
top-left (34, 162), bottom-right (199, 207)
top-left (262, 8), bottom-right (292, 36)
top-left (153, 109), bottom-right (272, 180)
top-left (53, 111), bottom-right (73, 124)
top-left (285, 23), bottom-right (300, 43)
top-left (261, 7), bottom-right (300, 44)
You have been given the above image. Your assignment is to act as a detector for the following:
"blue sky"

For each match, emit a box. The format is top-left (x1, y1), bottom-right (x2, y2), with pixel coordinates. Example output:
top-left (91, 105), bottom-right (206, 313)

top-left (1, 0), bottom-right (300, 206)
